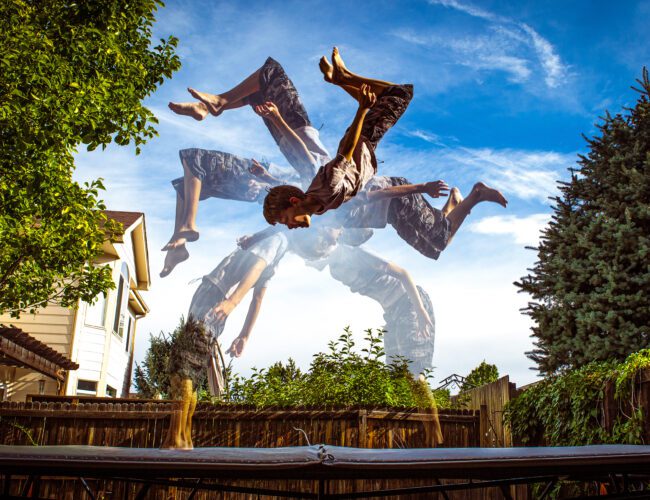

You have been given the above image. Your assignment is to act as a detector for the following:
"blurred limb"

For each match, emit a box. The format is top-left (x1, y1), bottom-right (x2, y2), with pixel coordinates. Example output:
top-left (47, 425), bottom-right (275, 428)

top-left (386, 261), bottom-right (433, 338)
top-left (226, 285), bottom-right (268, 358)
top-left (237, 226), bottom-right (281, 250)
top-left (254, 102), bottom-right (315, 179)
top-left (249, 158), bottom-right (282, 185)
top-left (206, 256), bottom-right (267, 324)
top-left (364, 181), bottom-right (449, 203)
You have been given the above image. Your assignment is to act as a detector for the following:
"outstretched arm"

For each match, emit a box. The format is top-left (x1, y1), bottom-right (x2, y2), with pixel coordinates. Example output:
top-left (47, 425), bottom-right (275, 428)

top-left (237, 226), bottom-right (281, 250)
top-left (338, 84), bottom-right (376, 161)
top-left (364, 181), bottom-right (449, 202)
top-left (385, 261), bottom-right (433, 338)
top-left (226, 285), bottom-right (267, 358)
top-left (248, 158), bottom-right (283, 186)
top-left (207, 256), bottom-right (267, 323)
top-left (254, 102), bottom-right (315, 179)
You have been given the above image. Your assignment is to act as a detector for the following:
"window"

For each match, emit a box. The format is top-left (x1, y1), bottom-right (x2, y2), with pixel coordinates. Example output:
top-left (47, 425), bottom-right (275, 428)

top-left (112, 263), bottom-right (130, 338)
top-left (38, 380), bottom-right (46, 395)
top-left (85, 294), bottom-right (107, 327)
top-left (76, 380), bottom-right (97, 395)
top-left (125, 314), bottom-right (133, 352)
top-left (106, 385), bottom-right (117, 398)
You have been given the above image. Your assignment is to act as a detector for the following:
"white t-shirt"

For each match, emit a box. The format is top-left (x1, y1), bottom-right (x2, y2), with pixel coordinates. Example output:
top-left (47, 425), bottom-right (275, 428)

top-left (205, 233), bottom-right (288, 297)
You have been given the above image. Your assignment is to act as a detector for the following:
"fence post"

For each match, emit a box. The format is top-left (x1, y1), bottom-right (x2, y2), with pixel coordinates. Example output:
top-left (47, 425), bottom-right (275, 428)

top-left (479, 404), bottom-right (489, 447)
top-left (358, 409), bottom-right (367, 448)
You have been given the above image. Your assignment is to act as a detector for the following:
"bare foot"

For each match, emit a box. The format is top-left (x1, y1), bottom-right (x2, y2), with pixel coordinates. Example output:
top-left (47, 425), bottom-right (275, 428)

top-left (319, 56), bottom-right (334, 83)
top-left (187, 88), bottom-right (227, 117)
top-left (442, 187), bottom-right (463, 216)
top-left (160, 246), bottom-right (189, 278)
top-left (161, 226), bottom-right (199, 251)
top-left (168, 101), bottom-right (208, 121)
top-left (472, 182), bottom-right (508, 208)
top-left (331, 47), bottom-right (353, 85)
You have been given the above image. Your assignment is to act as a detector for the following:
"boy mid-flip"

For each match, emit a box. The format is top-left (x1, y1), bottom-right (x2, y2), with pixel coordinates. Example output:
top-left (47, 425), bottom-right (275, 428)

top-left (263, 47), bottom-right (424, 228)
top-left (263, 48), bottom-right (508, 259)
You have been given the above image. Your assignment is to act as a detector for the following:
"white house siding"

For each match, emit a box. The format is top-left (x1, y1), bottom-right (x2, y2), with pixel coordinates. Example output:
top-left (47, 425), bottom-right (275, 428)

top-left (104, 333), bottom-right (129, 396)
top-left (0, 305), bottom-right (75, 401)
top-left (1, 213), bottom-right (148, 402)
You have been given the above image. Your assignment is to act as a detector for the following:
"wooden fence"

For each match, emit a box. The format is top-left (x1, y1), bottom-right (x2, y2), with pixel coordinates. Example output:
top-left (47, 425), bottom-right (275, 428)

top-left (0, 401), bottom-right (503, 499)
top-left (0, 401), bottom-right (478, 449)
top-left (451, 376), bottom-right (518, 447)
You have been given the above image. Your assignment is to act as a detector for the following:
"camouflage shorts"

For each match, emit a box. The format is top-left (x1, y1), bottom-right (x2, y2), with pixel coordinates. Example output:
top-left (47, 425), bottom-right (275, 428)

top-left (187, 279), bottom-right (227, 342)
top-left (387, 177), bottom-right (451, 260)
top-left (173, 149), bottom-right (269, 203)
top-left (168, 317), bottom-right (214, 388)
top-left (244, 57), bottom-right (312, 146)
top-left (383, 286), bottom-right (435, 376)
top-left (361, 84), bottom-right (413, 151)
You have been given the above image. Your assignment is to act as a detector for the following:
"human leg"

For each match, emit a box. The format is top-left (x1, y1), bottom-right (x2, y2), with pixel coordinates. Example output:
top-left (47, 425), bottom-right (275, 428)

top-left (442, 187), bottom-right (463, 217)
top-left (386, 180), bottom-right (506, 258)
top-left (167, 100), bottom-right (209, 121)
top-left (187, 67), bottom-right (263, 117)
top-left (160, 375), bottom-right (195, 449)
top-left (163, 159), bottom-right (201, 250)
top-left (444, 182), bottom-right (507, 239)
top-left (386, 179), bottom-right (451, 260)
top-left (383, 286), bottom-right (435, 377)
top-left (160, 191), bottom-right (190, 278)
top-left (321, 47), bottom-right (395, 97)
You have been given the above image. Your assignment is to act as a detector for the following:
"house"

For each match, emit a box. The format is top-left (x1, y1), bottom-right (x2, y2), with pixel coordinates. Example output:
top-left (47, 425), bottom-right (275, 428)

top-left (0, 211), bottom-right (150, 401)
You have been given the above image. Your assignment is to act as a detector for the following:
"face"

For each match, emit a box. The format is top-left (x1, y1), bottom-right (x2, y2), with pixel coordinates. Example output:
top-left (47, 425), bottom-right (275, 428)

top-left (277, 205), bottom-right (311, 229)
top-left (290, 227), bottom-right (341, 260)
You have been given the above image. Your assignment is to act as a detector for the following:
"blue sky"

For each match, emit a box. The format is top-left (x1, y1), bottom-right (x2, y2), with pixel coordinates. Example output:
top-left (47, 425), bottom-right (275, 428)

top-left (74, 0), bottom-right (649, 388)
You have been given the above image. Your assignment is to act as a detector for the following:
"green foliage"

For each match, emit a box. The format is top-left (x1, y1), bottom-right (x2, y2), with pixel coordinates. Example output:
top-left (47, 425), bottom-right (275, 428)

top-left (228, 327), bottom-right (446, 408)
top-left (134, 332), bottom-right (174, 399)
top-left (462, 361), bottom-right (499, 391)
top-left (0, 0), bottom-right (180, 316)
top-left (134, 318), bottom-right (209, 399)
top-left (453, 360), bottom-right (500, 408)
top-left (516, 68), bottom-right (650, 374)
top-left (505, 349), bottom-right (650, 447)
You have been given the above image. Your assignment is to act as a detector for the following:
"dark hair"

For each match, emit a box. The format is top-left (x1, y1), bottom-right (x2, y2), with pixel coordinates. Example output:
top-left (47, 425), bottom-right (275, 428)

top-left (263, 185), bottom-right (306, 224)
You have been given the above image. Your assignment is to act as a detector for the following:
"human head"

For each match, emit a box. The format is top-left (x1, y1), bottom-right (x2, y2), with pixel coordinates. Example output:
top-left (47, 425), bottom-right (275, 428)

top-left (289, 226), bottom-right (341, 261)
top-left (263, 185), bottom-right (310, 228)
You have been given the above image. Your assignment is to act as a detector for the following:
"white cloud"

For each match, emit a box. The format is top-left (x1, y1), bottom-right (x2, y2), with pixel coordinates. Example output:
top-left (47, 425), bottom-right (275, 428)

top-left (379, 142), bottom-right (574, 203)
top-left (408, 0), bottom-right (570, 89)
top-left (405, 129), bottom-right (446, 146)
top-left (520, 23), bottom-right (567, 88)
top-left (469, 213), bottom-right (550, 246)
top-left (428, 0), bottom-right (504, 23)
top-left (449, 147), bottom-right (571, 202)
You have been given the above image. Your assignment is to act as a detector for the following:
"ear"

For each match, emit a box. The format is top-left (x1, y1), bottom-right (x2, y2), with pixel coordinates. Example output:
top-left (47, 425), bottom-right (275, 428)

top-left (289, 196), bottom-right (301, 206)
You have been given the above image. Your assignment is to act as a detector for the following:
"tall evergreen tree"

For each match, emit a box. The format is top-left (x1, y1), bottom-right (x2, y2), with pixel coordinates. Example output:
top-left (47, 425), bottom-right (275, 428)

top-left (517, 69), bottom-right (650, 375)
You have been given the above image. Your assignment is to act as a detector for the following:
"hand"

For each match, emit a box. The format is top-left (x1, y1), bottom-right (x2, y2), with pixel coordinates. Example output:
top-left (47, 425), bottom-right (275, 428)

top-left (226, 335), bottom-right (248, 358)
top-left (358, 84), bottom-right (377, 110)
top-left (422, 180), bottom-right (450, 198)
top-left (253, 101), bottom-right (280, 119)
top-left (207, 298), bottom-right (236, 323)
top-left (416, 309), bottom-right (434, 339)
top-left (237, 234), bottom-right (254, 249)
top-left (248, 158), bottom-right (269, 178)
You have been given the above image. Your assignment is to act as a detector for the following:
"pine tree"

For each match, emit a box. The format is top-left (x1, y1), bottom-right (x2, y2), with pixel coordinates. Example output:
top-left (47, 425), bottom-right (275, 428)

top-left (517, 68), bottom-right (650, 375)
